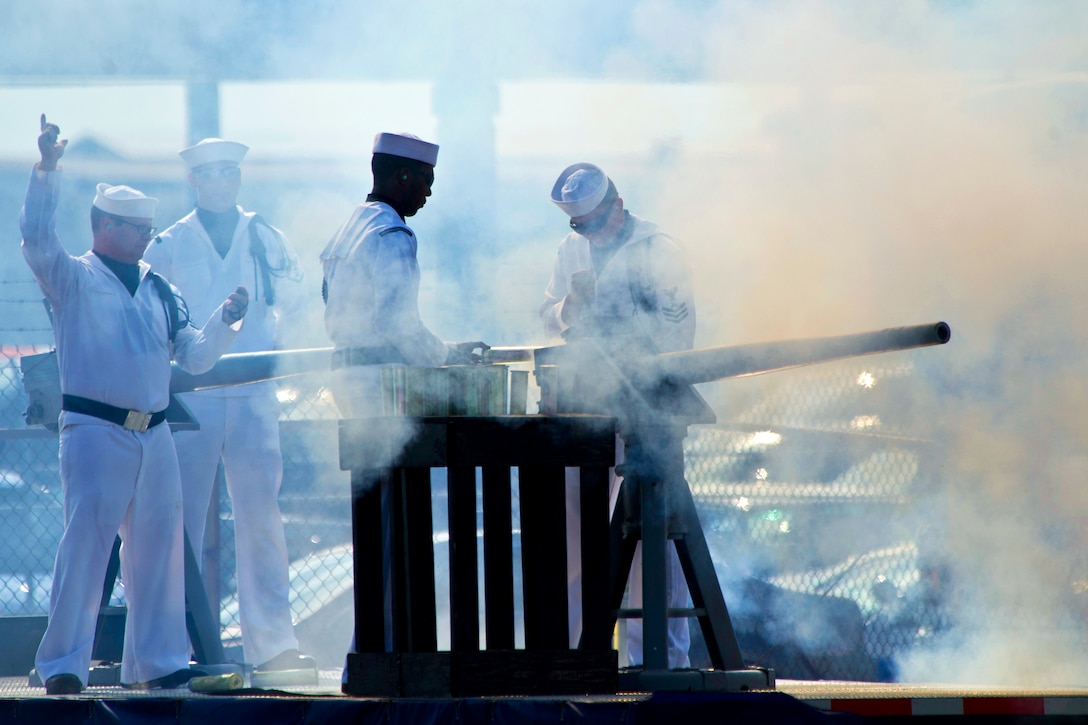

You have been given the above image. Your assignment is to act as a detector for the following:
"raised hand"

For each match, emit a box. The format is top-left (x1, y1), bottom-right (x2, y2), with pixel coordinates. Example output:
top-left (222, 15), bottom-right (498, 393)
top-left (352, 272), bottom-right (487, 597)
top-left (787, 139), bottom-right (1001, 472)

top-left (38, 114), bottom-right (67, 172)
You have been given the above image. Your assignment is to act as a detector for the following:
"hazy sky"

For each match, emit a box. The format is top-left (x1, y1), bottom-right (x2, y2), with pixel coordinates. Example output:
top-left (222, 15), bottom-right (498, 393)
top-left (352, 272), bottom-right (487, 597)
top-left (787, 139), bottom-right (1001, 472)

top-left (0, 81), bottom-right (766, 160)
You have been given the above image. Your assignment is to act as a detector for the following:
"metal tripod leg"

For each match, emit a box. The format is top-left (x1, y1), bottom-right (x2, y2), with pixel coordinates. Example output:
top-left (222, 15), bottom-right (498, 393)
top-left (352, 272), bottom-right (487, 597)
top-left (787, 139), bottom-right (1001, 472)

top-left (610, 424), bottom-right (773, 692)
top-left (609, 485), bottom-right (640, 649)
top-left (671, 468), bottom-right (745, 669)
top-left (81, 531), bottom-right (226, 686)
top-left (183, 530), bottom-right (226, 665)
top-left (91, 537), bottom-right (124, 662)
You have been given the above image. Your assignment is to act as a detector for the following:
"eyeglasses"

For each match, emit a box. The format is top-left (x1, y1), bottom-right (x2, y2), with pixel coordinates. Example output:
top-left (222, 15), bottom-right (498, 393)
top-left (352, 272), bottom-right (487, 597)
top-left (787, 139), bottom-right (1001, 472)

top-left (111, 217), bottom-right (157, 236)
top-left (413, 167), bottom-right (435, 187)
top-left (192, 166), bottom-right (241, 181)
top-left (569, 203), bottom-right (614, 235)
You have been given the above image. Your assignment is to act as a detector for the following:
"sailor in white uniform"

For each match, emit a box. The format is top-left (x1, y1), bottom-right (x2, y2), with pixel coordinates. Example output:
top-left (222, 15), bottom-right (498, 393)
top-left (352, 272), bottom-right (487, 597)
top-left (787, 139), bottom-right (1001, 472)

top-left (320, 131), bottom-right (485, 417)
top-left (23, 116), bottom-right (247, 694)
top-left (321, 133), bottom-right (486, 681)
top-left (144, 138), bottom-right (312, 675)
top-left (540, 162), bottom-right (695, 669)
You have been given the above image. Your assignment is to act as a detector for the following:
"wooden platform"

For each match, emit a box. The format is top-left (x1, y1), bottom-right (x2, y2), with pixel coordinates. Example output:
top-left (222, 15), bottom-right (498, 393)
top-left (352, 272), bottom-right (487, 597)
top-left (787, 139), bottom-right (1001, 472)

top-left (339, 415), bottom-right (621, 698)
top-left (3, 674), bottom-right (1088, 723)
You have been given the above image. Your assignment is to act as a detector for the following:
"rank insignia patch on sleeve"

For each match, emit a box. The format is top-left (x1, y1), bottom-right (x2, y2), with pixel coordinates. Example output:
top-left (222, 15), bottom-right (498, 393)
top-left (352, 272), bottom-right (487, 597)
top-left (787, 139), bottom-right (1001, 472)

top-left (660, 287), bottom-right (689, 323)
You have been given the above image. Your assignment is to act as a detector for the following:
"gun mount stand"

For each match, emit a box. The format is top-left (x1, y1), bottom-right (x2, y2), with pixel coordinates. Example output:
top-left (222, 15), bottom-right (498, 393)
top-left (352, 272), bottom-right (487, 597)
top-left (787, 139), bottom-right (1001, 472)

top-left (341, 414), bottom-right (619, 698)
top-left (610, 422), bottom-right (774, 692)
top-left (536, 336), bottom-right (776, 693)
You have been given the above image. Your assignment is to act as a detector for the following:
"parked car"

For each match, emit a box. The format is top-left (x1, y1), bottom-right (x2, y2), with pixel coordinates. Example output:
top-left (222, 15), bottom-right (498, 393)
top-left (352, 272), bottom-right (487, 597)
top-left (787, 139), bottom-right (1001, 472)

top-left (685, 355), bottom-right (947, 680)
top-left (219, 542), bottom-right (354, 667)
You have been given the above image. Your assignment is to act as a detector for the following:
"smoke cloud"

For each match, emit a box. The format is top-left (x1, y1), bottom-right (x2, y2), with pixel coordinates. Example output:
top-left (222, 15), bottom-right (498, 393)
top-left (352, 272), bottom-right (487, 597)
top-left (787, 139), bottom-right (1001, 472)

top-left (642, 1), bottom-right (1088, 686)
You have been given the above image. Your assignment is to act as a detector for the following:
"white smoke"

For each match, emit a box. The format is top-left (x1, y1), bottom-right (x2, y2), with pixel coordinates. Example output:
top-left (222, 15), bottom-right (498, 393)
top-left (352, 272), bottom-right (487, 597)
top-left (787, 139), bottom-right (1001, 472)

top-left (635, 0), bottom-right (1088, 685)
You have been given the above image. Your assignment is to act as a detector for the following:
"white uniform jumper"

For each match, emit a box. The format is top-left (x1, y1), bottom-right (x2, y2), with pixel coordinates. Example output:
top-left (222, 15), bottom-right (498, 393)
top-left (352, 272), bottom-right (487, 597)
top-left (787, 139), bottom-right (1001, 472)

top-left (21, 168), bottom-right (240, 686)
top-left (144, 208), bottom-right (304, 667)
top-left (320, 199), bottom-right (448, 417)
top-left (540, 213), bottom-right (696, 668)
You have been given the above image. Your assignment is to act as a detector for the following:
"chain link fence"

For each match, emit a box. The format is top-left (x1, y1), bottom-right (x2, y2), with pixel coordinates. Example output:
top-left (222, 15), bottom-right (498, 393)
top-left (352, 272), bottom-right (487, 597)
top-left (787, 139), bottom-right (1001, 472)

top-left (0, 346), bottom-right (62, 619)
top-left (685, 354), bottom-right (951, 681)
top-left (0, 336), bottom-right (951, 679)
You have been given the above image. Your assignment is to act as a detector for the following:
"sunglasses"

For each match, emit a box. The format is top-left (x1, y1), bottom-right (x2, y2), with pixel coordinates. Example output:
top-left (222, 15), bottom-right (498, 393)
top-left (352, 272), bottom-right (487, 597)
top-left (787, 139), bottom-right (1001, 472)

top-left (414, 167), bottom-right (435, 186)
top-left (569, 203), bottom-right (614, 235)
top-left (109, 217), bottom-right (157, 236)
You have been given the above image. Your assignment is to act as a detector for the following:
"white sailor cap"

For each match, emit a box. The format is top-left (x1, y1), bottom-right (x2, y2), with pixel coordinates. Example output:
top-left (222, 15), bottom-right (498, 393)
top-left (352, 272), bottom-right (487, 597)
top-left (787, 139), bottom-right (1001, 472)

top-left (550, 163), bottom-right (610, 218)
top-left (178, 138), bottom-right (249, 170)
top-left (372, 132), bottom-right (439, 166)
top-left (93, 183), bottom-right (158, 219)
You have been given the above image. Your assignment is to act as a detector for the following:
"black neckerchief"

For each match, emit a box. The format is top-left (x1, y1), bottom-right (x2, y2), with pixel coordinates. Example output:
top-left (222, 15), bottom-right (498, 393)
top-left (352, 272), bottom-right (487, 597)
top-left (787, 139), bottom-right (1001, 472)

top-left (197, 206), bottom-right (240, 259)
top-left (93, 250), bottom-right (141, 297)
top-left (589, 210), bottom-right (633, 275)
top-left (366, 193), bottom-right (405, 221)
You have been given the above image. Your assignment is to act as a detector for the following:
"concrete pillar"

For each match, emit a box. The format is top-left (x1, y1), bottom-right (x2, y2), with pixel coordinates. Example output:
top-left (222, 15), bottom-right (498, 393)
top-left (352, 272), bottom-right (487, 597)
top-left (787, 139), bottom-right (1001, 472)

top-left (185, 80), bottom-right (221, 146)
top-left (430, 70), bottom-right (499, 294)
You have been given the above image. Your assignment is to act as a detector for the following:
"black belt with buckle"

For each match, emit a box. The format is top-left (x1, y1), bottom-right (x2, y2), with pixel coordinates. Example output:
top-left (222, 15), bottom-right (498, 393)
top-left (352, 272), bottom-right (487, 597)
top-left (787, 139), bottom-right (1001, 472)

top-left (331, 346), bottom-right (408, 370)
top-left (61, 394), bottom-right (167, 432)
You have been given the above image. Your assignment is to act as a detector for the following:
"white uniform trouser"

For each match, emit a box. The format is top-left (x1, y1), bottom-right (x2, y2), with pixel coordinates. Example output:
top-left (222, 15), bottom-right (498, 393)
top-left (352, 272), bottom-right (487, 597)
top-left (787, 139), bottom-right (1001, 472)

top-left (173, 392), bottom-right (297, 667)
top-left (565, 438), bottom-right (691, 668)
top-left (35, 418), bottom-right (190, 686)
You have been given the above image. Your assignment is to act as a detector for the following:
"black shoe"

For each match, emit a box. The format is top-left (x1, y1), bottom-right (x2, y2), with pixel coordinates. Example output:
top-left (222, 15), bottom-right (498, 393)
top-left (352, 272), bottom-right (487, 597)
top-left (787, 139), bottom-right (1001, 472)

top-left (255, 649), bottom-right (316, 673)
top-left (44, 673), bottom-right (83, 695)
top-left (122, 667), bottom-right (206, 691)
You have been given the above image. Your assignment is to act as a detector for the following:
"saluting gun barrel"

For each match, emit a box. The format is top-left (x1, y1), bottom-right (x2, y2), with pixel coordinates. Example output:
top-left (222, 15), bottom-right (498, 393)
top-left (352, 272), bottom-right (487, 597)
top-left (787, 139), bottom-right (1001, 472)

top-left (533, 321), bottom-right (952, 424)
top-left (169, 347), bottom-right (334, 394)
top-left (629, 321), bottom-right (951, 388)
top-left (170, 345), bottom-right (537, 395)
